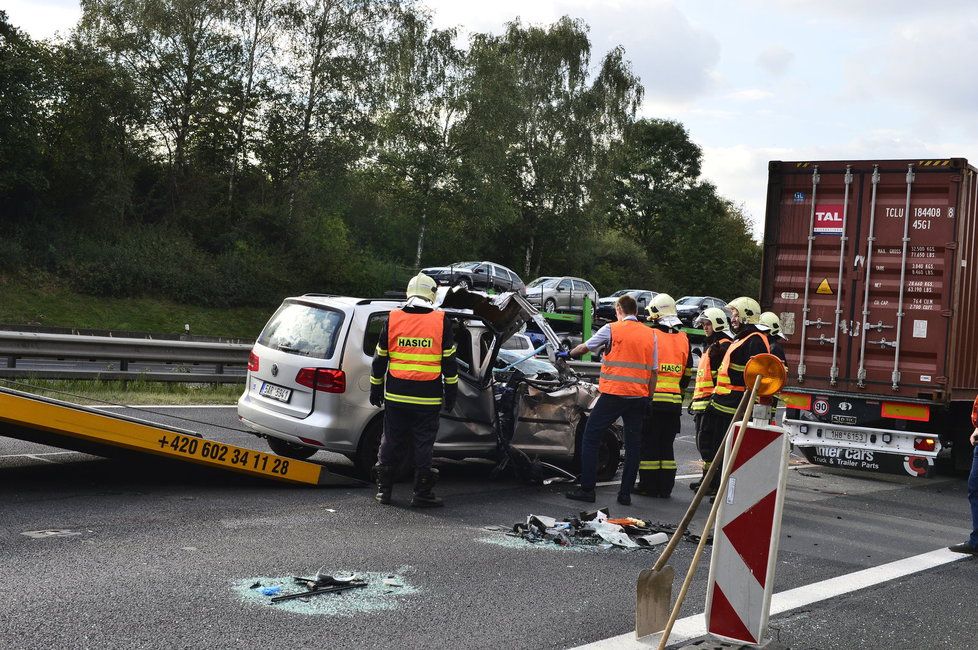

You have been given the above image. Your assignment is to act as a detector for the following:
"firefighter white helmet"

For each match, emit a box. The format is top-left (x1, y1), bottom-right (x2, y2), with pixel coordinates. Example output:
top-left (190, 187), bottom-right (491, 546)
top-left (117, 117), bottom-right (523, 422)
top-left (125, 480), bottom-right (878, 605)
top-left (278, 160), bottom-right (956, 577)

top-left (406, 273), bottom-right (438, 303)
top-left (726, 296), bottom-right (762, 325)
top-left (647, 293), bottom-right (677, 320)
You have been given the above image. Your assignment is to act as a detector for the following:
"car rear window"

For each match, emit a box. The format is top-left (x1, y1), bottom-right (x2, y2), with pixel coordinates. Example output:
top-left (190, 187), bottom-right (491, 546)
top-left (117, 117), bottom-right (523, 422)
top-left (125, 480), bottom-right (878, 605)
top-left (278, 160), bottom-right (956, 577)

top-left (362, 312), bottom-right (389, 356)
top-left (258, 302), bottom-right (345, 359)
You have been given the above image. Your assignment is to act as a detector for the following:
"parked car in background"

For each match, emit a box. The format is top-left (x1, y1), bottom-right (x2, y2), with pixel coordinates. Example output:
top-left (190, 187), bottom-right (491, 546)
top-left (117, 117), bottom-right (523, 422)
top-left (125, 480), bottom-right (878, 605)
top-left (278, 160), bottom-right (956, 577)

top-left (525, 276), bottom-right (599, 315)
top-left (595, 289), bottom-right (656, 321)
top-left (675, 295), bottom-right (728, 326)
top-left (420, 261), bottom-right (525, 294)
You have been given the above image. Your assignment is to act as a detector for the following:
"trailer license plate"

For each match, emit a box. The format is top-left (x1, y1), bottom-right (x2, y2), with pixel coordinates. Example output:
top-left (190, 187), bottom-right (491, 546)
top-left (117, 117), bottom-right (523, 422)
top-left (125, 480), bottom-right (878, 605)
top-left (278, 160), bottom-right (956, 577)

top-left (260, 382), bottom-right (292, 403)
top-left (828, 430), bottom-right (866, 443)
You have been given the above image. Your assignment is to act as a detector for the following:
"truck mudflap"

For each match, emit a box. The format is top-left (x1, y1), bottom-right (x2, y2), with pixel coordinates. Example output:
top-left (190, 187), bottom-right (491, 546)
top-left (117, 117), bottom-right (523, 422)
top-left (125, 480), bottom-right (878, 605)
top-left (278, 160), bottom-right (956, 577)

top-left (784, 418), bottom-right (940, 477)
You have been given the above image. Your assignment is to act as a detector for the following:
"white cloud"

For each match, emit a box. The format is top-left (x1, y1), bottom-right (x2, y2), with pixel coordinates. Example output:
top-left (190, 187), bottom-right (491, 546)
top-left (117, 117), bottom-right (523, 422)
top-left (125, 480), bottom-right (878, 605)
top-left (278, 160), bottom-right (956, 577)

top-left (755, 45), bottom-right (793, 76)
top-left (4, 0), bottom-right (79, 40)
top-left (726, 89), bottom-right (773, 102)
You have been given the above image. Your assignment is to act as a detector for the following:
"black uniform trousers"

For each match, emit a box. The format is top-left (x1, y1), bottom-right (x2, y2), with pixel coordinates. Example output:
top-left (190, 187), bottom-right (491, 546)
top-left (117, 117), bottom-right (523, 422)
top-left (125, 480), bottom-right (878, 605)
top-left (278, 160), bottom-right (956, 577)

top-left (638, 405), bottom-right (681, 497)
top-left (378, 405), bottom-right (440, 471)
top-left (698, 404), bottom-right (735, 491)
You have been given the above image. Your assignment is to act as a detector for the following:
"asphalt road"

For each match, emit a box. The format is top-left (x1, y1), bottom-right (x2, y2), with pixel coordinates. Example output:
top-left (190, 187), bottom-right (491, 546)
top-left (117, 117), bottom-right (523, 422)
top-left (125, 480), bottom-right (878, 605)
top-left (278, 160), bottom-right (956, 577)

top-left (0, 407), bottom-right (974, 649)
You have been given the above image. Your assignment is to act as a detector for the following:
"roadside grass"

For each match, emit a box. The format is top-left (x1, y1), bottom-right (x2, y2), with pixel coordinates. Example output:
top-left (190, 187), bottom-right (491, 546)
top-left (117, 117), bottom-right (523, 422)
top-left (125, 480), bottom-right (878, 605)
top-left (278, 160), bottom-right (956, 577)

top-left (0, 274), bottom-right (270, 339)
top-left (1, 378), bottom-right (244, 406)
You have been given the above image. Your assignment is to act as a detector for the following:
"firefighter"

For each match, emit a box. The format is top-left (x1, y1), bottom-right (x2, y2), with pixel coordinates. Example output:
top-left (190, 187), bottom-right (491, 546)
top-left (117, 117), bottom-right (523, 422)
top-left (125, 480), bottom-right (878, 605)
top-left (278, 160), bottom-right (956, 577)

top-left (688, 307), bottom-right (733, 494)
top-left (370, 273), bottom-right (458, 507)
top-left (759, 311), bottom-right (788, 366)
top-left (561, 294), bottom-right (658, 506)
top-left (700, 297), bottom-right (771, 496)
top-left (635, 293), bottom-right (692, 498)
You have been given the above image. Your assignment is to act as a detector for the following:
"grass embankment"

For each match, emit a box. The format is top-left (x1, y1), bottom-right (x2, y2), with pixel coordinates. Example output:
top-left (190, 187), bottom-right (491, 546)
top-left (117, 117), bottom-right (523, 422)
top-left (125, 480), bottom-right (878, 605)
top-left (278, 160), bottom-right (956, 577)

top-left (2, 379), bottom-right (243, 406)
top-left (0, 275), bottom-right (263, 404)
top-left (0, 274), bottom-right (270, 338)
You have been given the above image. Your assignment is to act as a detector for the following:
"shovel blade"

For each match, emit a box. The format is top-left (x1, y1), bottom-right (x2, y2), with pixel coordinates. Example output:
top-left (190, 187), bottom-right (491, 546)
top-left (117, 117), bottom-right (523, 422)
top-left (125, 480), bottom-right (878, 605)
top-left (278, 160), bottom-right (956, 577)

top-left (635, 565), bottom-right (675, 638)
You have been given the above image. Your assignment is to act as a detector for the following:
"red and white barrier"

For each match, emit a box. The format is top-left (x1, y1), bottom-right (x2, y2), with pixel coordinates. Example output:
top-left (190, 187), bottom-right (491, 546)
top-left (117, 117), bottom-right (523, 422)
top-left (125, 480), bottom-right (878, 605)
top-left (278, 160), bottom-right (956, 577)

top-left (705, 421), bottom-right (790, 645)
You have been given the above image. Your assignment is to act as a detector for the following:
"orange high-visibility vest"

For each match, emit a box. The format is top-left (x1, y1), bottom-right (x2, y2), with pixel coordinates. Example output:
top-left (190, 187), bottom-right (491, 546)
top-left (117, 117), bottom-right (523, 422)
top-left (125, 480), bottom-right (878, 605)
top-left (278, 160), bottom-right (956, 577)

top-left (598, 320), bottom-right (657, 397)
top-left (652, 329), bottom-right (689, 405)
top-left (714, 332), bottom-right (771, 396)
top-left (387, 309), bottom-right (444, 382)
top-left (691, 338), bottom-right (731, 412)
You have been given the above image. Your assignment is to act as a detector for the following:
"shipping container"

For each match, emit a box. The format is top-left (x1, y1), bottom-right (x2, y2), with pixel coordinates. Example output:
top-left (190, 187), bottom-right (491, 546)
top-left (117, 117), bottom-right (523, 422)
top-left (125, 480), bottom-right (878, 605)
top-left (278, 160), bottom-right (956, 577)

top-left (761, 159), bottom-right (978, 476)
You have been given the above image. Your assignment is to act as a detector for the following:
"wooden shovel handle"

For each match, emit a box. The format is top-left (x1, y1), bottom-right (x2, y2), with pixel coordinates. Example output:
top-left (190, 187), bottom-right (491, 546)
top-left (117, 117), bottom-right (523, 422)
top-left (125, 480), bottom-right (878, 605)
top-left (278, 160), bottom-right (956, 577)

top-left (650, 387), bottom-right (753, 573)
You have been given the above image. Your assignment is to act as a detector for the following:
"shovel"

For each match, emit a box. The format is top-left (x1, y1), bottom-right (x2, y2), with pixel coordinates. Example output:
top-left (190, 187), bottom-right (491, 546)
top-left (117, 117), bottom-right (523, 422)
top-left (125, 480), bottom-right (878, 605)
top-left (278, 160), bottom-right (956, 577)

top-left (635, 384), bottom-right (757, 638)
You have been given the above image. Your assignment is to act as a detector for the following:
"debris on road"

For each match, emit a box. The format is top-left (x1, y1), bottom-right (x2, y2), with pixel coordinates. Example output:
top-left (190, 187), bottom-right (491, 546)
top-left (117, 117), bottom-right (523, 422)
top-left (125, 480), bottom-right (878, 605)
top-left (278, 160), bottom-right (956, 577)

top-left (233, 568), bottom-right (419, 616)
top-left (479, 509), bottom-right (675, 552)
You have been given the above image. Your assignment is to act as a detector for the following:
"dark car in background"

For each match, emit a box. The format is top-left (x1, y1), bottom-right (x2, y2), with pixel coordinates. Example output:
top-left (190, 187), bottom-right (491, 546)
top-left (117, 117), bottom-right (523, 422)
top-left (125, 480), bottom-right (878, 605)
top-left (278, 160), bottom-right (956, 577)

top-left (420, 261), bottom-right (525, 294)
top-left (675, 295), bottom-right (727, 326)
top-left (525, 276), bottom-right (599, 315)
top-left (595, 289), bottom-right (656, 321)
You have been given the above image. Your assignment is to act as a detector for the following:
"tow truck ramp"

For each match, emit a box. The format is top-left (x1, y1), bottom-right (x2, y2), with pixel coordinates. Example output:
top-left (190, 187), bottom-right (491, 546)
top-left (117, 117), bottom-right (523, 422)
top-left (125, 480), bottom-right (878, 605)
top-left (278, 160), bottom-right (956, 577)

top-left (0, 386), bottom-right (360, 486)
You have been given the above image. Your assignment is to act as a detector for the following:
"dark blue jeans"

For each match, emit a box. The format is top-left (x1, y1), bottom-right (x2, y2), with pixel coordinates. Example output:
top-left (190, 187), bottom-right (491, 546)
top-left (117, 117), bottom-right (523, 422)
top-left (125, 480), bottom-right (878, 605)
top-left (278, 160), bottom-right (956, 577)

top-left (969, 444), bottom-right (978, 548)
top-left (579, 393), bottom-right (647, 494)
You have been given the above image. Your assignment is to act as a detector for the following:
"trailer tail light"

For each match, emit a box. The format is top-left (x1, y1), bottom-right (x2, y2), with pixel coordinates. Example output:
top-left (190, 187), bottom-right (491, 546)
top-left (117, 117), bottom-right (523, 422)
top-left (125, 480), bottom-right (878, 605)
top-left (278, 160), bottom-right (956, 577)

top-left (295, 368), bottom-right (346, 393)
top-left (913, 437), bottom-right (936, 452)
top-left (248, 351), bottom-right (260, 372)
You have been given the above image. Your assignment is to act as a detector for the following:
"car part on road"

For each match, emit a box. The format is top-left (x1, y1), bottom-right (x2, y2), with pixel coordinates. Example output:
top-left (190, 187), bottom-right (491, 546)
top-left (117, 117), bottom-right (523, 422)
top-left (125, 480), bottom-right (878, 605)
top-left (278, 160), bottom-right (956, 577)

top-left (502, 510), bottom-right (669, 551)
top-left (270, 581), bottom-right (368, 603)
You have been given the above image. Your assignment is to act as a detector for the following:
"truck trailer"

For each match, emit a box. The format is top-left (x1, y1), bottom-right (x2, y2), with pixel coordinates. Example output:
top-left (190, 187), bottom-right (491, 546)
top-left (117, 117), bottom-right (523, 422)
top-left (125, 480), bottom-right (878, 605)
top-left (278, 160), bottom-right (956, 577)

top-left (761, 158), bottom-right (978, 476)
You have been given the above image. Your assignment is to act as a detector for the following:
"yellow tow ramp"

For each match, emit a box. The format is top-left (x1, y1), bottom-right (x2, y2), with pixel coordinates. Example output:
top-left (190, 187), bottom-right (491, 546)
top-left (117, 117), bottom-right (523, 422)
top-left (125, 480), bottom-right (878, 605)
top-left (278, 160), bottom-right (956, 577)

top-left (0, 387), bottom-right (361, 486)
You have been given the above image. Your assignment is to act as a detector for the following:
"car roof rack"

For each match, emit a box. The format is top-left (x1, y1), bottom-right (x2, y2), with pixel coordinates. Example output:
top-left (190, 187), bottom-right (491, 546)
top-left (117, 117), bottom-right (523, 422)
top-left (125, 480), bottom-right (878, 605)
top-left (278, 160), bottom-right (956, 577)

top-left (301, 293), bottom-right (338, 298)
top-left (356, 298), bottom-right (402, 305)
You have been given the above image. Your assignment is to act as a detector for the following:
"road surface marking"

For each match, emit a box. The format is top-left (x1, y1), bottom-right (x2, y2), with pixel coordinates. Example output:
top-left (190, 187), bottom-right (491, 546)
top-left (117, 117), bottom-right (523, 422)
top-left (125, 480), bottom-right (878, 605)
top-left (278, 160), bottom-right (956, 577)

top-left (571, 546), bottom-right (963, 649)
top-left (0, 451), bottom-right (80, 459)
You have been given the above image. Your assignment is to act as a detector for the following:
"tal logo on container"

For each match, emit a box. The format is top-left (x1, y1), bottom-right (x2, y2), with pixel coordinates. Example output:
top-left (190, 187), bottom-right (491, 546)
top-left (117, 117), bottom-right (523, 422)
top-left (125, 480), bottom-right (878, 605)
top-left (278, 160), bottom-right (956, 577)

top-left (814, 204), bottom-right (844, 235)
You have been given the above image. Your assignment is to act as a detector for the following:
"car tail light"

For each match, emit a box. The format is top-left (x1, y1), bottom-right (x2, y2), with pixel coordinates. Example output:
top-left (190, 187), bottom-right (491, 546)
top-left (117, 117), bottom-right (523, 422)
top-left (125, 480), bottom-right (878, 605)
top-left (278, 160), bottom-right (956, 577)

top-left (295, 367), bottom-right (346, 393)
top-left (299, 437), bottom-right (324, 447)
top-left (248, 351), bottom-right (259, 372)
top-left (913, 437), bottom-right (936, 452)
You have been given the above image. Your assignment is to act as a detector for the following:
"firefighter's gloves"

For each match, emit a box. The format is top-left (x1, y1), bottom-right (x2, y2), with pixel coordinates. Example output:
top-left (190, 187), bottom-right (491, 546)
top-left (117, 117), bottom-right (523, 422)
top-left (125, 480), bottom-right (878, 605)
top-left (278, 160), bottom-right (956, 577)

top-left (369, 385), bottom-right (384, 408)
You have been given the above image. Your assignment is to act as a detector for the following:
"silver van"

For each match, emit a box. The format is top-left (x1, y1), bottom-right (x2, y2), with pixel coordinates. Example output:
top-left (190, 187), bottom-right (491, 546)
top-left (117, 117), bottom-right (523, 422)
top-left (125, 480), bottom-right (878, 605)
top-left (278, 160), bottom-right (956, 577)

top-left (237, 290), bottom-right (622, 479)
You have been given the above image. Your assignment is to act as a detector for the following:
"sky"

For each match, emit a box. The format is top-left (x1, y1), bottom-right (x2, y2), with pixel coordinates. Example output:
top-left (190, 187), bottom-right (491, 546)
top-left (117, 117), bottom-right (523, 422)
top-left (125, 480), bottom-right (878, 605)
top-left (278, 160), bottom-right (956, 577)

top-left (8, 0), bottom-right (978, 238)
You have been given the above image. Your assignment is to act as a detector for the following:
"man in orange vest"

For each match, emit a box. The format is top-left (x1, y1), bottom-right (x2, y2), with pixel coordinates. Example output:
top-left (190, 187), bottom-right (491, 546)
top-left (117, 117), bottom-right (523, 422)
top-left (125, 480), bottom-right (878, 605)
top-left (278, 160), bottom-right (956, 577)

top-left (560, 294), bottom-right (657, 505)
top-left (948, 394), bottom-right (978, 555)
top-left (635, 293), bottom-right (692, 498)
top-left (689, 307), bottom-right (733, 496)
top-left (370, 273), bottom-right (458, 507)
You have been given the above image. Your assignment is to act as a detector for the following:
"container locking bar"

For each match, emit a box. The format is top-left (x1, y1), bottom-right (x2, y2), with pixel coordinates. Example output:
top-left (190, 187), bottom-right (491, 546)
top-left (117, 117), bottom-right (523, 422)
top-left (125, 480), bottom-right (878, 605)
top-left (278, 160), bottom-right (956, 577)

top-left (857, 166), bottom-right (881, 387)
top-left (797, 166), bottom-right (821, 383)
top-left (829, 166), bottom-right (853, 385)
top-left (891, 164), bottom-right (915, 389)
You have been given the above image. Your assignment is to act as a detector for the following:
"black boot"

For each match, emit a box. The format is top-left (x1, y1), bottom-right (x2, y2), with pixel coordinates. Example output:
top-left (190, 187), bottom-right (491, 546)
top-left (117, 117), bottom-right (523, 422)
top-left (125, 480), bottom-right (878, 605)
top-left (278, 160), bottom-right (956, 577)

top-left (374, 464), bottom-right (394, 504)
top-left (411, 468), bottom-right (443, 508)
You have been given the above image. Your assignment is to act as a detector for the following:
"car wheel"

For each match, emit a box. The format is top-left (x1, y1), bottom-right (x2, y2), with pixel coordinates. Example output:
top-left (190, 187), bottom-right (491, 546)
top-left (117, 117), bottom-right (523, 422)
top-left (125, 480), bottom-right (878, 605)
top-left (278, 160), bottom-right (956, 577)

top-left (572, 421), bottom-right (623, 482)
top-left (266, 436), bottom-right (318, 460)
top-left (544, 298), bottom-right (557, 313)
top-left (455, 277), bottom-right (470, 290)
top-left (354, 415), bottom-right (413, 481)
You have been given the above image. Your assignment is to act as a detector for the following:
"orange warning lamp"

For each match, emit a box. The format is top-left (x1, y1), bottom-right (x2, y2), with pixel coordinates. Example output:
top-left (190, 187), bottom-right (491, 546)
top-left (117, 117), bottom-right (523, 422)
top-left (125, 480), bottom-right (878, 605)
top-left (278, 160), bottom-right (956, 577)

top-left (744, 353), bottom-right (787, 397)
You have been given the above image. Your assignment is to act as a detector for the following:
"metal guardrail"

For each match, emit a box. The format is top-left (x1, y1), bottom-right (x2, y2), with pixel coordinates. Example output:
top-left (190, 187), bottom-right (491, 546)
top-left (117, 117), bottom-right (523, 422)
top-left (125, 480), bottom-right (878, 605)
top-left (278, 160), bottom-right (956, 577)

top-left (567, 360), bottom-right (601, 379)
top-left (0, 331), bottom-right (251, 383)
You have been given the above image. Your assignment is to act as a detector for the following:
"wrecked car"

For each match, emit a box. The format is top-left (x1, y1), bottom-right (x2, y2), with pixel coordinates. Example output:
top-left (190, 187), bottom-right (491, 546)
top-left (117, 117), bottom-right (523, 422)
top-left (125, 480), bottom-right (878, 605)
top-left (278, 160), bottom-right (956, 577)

top-left (237, 288), bottom-right (622, 480)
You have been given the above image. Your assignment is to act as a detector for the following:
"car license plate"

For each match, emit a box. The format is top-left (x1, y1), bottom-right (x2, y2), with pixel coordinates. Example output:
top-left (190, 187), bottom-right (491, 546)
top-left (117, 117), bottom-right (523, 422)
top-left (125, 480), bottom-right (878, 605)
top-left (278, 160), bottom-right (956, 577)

top-left (828, 430), bottom-right (866, 443)
top-left (260, 382), bottom-right (292, 403)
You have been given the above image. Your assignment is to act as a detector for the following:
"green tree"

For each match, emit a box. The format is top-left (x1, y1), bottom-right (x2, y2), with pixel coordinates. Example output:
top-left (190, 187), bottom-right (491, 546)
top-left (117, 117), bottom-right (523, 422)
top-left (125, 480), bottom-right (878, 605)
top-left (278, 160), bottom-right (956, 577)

top-left (467, 18), bottom-right (642, 277)
top-left (375, 9), bottom-right (466, 267)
